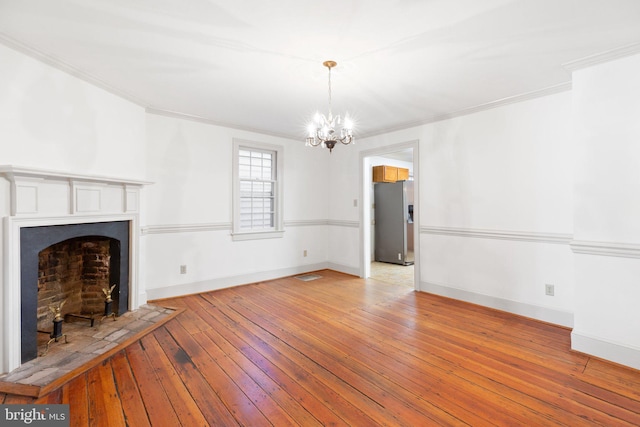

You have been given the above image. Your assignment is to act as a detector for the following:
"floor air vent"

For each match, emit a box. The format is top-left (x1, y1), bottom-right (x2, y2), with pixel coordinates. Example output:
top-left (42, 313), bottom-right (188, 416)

top-left (295, 274), bottom-right (322, 282)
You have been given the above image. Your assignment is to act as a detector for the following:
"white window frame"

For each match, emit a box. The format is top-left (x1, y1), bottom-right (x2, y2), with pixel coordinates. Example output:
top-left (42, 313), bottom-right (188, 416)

top-left (232, 138), bottom-right (284, 241)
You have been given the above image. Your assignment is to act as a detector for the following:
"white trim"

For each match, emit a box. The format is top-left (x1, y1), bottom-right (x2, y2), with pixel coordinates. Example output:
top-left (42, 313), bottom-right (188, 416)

top-left (359, 83), bottom-right (572, 138)
top-left (141, 220), bottom-right (333, 235)
top-left (146, 108), bottom-right (294, 140)
top-left (141, 222), bottom-right (232, 235)
top-left (0, 33), bottom-right (577, 142)
top-left (326, 262), bottom-right (360, 277)
top-left (359, 140), bottom-right (420, 289)
top-left (146, 263), bottom-right (329, 301)
top-left (0, 32), bottom-right (581, 141)
top-left (284, 219), bottom-right (328, 227)
top-left (0, 165), bottom-right (151, 187)
top-left (570, 240), bottom-right (640, 259)
top-left (563, 42), bottom-right (640, 71)
top-left (0, 34), bottom-right (295, 140)
top-left (571, 330), bottom-right (640, 371)
top-left (0, 33), bottom-right (147, 108)
top-left (328, 220), bottom-right (359, 228)
top-left (232, 139), bottom-right (284, 241)
top-left (231, 230), bottom-right (284, 241)
top-left (2, 214), bottom-right (142, 374)
top-left (421, 280), bottom-right (574, 328)
top-left (421, 226), bottom-right (572, 245)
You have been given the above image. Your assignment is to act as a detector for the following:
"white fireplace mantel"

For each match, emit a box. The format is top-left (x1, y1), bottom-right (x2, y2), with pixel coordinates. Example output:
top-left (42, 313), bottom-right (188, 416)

top-left (0, 165), bottom-right (152, 374)
top-left (0, 165), bottom-right (152, 217)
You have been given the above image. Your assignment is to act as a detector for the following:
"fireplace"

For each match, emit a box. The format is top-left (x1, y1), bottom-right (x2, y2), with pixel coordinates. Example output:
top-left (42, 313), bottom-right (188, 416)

top-left (38, 237), bottom-right (115, 327)
top-left (1, 165), bottom-right (149, 374)
top-left (21, 221), bottom-right (130, 363)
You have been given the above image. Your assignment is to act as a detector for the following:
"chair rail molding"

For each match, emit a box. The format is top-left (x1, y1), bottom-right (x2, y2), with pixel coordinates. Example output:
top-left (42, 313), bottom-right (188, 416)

top-left (421, 225), bottom-right (572, 245)
top-left (570, 239), bottom-right (640, 259)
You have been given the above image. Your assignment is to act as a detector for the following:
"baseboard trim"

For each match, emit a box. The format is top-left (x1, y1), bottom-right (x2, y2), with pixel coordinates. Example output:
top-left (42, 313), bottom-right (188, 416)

top-left (571, 331), bottom-right (640, 371)
top-left (420, 280), bottom-right (574, 328)
top-left (146, 263), bottom-right (329, 301)
top-left (326, 262), bottom-right (360, 277)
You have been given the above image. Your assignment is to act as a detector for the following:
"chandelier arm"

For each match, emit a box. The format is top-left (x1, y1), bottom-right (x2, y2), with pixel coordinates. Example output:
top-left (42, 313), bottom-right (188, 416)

top-left (307, 137), bottom-right (322, 147)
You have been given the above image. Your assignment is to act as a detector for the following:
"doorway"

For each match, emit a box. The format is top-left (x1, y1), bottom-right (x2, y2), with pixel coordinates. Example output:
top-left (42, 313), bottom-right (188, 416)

top-left (360, 141), bottom-right (419, 290)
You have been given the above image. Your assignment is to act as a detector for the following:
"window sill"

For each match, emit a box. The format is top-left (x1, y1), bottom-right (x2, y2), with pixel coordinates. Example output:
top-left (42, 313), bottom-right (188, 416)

top-left (231, 230), bottom-right (284, 241)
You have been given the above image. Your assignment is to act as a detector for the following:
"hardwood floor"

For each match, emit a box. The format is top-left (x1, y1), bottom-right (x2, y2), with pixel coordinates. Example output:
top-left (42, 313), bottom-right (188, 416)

top-left (3, 270), bottom-right (640, 426)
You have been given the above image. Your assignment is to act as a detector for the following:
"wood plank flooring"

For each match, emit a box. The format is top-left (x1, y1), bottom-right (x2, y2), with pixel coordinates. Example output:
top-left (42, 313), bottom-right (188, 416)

top-left (3, 269), bottom-right (640, 426)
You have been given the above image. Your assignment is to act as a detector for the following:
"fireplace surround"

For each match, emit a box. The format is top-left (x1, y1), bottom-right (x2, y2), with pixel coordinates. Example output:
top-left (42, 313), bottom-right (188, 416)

top-left (1, 166), bottom-right (150, 374)
top-left (22, 220), bottom-right (130, 363)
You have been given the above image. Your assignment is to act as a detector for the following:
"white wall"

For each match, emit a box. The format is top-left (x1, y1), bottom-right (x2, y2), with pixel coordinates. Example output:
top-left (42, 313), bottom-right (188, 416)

top-left (4, 36), bottom-right (640, 370)
top-left (333, 91), bottom-right (576, 327)
top-left (0, 43), bottom-right (146, 179)
top-left (420, 93), bottom-right (575, 326)
top-left (571, 52), bottom-right (640, 369)
top-left (0, 42), bottom-right (146, 372)
top-left (325, 143), bottom-right (362, 273)
top-left (142, 113), bottom-right (331, 299)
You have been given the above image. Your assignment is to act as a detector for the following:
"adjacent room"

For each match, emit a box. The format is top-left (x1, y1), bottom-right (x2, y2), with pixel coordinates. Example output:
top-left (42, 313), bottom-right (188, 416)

top-left (1, 0), bottom-right (640, 424)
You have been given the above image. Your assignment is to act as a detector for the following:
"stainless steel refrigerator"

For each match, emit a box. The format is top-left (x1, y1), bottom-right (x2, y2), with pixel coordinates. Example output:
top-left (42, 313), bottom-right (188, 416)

top-left (374, 180), bottom-right (414, 265)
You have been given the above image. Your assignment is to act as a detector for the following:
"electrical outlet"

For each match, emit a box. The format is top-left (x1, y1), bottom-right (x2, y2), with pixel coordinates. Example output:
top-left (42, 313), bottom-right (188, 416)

top-left (545, 284), bottom-right (554, 296)
top-left (398, 253), bottom-right (402, 261)
top-left (180, 265), bottom-right (187, 274)
top-left (303, 250), bottom-right (308, 257)
top-left (353, 199), bottom-right (358, 207)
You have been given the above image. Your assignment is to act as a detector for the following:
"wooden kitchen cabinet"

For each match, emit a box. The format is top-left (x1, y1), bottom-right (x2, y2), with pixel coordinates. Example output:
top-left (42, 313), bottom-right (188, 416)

top-left (397, 167), bottom-right (409, 181)
top-left (373, 165), bottom-right (409, 183)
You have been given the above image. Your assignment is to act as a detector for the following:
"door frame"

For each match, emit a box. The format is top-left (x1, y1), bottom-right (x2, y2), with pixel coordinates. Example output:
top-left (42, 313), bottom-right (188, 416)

top-left (359, 140), bottom-right (420, 290)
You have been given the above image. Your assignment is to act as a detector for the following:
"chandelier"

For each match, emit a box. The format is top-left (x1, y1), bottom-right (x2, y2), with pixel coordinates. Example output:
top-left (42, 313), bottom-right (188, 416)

top-left (306, 60), bottom-right (354, 152)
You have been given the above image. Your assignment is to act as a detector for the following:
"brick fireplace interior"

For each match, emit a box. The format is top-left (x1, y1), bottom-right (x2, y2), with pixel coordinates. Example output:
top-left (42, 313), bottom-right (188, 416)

top-left (21, 221), bottom-right (130, 363)
top-left (37, 237), bottom-right (120, 332)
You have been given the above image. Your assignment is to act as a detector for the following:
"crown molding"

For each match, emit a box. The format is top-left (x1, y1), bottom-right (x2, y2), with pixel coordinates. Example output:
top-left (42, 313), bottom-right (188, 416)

top-left (0, 32), bottom-right (147, 108)
top-left (145, 107), bottom-right (297, 140)
top-left (2, 31), bottom-right (588, 141)
top-left (421, 226), bottom-right (572, 245)
top-left (0, 32), bottom-right (298, 139)
top-left (359, 82), bottom-right (572, 138)
top-left (570, 240), bottom-right (640, 259)
top-left (563, 42), bottom-right (640, 71)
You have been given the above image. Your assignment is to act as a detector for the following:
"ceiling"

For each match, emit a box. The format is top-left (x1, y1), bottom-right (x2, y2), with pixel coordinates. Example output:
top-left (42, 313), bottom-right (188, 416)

top-left (1, 0), bottom-right (640, 139)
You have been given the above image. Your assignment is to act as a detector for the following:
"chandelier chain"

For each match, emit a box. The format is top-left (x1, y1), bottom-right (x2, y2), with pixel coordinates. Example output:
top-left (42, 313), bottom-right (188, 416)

top-left (327, 66), bottom-right (332, 119)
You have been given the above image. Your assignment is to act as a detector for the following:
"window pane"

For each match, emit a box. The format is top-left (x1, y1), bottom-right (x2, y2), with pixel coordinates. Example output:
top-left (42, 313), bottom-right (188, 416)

top-left (237, 146), bottom-right (277, 230)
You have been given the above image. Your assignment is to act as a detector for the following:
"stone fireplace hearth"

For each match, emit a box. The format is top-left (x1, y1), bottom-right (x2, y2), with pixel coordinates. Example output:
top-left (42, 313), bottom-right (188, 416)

top-left (1, 166), bottom-right (150, 374)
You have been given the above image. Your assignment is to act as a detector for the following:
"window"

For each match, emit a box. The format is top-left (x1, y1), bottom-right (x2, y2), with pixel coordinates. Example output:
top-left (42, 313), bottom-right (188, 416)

top-left (232, 139), bottom-right (283, 240)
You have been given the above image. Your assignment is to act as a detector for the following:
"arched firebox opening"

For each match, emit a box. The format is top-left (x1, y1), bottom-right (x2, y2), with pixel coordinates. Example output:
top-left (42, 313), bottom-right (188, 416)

top-left (20, 221), bottom-right (130, 363)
